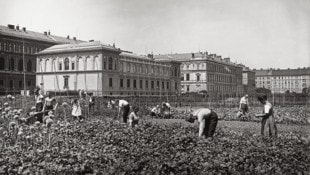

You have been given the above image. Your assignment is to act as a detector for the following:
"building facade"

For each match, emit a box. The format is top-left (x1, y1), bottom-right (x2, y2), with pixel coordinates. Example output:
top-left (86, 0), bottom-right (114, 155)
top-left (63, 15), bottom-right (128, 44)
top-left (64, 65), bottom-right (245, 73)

top-left (36, 41), bottom-right (181, 96)
top-left (242, 66), bottom-right (256, 95)
top-left (155, 52), bottom-right (244, 96)
top-left (254, 67), bottom-right (310, 93)
top-left (0, 24), bottom-right (82, 95)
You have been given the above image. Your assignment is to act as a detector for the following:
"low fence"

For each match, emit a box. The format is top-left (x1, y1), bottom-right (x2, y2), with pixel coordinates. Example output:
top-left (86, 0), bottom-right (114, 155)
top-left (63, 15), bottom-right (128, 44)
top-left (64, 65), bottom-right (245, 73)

top-left (0, 92), bottom-right (309, 112)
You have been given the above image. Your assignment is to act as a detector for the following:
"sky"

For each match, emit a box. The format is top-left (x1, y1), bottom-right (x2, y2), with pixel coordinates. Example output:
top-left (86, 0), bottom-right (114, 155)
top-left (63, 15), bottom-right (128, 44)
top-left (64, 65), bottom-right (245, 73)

top-left (1, 0), bottom-right (309, 69)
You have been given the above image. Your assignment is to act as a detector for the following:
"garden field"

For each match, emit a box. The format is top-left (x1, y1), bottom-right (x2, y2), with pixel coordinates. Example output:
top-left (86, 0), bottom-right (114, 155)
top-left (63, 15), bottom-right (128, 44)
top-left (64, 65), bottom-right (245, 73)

top-left (0, 115), bottom-right (309, 174)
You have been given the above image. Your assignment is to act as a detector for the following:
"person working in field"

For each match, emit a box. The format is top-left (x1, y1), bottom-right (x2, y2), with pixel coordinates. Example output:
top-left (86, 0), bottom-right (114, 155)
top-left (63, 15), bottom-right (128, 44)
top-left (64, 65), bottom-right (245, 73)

top-left (255, 95), bottom-right (277, 138)
top-left (150, 105), bottom-right (160, 118)
top-left (88, 93), bottom-right (95, 113)
top-left (162, 102), bottom-right (171, 118)
top-left (35, 89), bottom-right (44, 112)
top-left (117, 99), bottom-right (130, 123)
top-left (185, 108), bottom-right (219, 139)
top-left (128, 106), bottom-right (140, 127)
top-left (71, 99), bottom-right (83, 122)
top-left (239, 94), bottom-right (249, 115)
top-left (42, 92), bottom-right (57, 113)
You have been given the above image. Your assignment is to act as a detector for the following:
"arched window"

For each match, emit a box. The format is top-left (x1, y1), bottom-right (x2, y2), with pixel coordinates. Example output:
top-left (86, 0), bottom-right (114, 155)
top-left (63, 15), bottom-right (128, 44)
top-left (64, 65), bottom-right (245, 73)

top-left (93, 56), bottom-right (98, 70)
top-left (108, 57), bottom-right (113, 70)
top-left (64, 58), bottom-right (70, 70)
top-left (86, 56), bottom-right (93, 70)
top-left (51, 59), bottom-right (56, 72)
top-left (78, 57), bottom-right (84, 71)
top-left (0, 57), bottom-right (5, 70)
top-left (9, 58), bottom-right (14, 71)
top-left (18, 59), bottom-right (23, 71)
top-left (27, 60), bottom-right (32, 72)
top-left (45, 59), bottom-right (51, 72)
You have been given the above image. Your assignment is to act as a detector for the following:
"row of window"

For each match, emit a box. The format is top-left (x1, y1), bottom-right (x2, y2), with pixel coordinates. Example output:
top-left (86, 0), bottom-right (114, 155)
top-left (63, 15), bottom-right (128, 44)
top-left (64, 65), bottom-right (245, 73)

top-left (0, 79), bottom-right (33, 89)
top-left (181, 84), bottom-right (238, 92)
top-left (257, 76), bottom-right (308, 80)
top-left (0, 41), bottom-right (44, 54)
top-left (39, 56), bottom-right (115, 72)
top-left (118, 78), bottom-right (174, 90)
top-left (0, 57), bottom-right (33, 72)
top-left (121, 62), bottom-right (179, 77)
top-left (181, 63), bottom-right (205, 70)
top-left (62, 77), bottom-right (178, 91)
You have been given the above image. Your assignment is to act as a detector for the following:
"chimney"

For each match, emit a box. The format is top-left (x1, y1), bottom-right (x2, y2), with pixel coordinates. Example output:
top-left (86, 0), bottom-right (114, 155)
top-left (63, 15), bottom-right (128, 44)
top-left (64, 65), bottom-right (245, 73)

top-left (67, 35), bottom-right (70, 39)
top-left (22, 27), bottom-right (26, 31)
top-left (16, 25), bottom-right (19, 30)
top-left (44, 31), bottom-right (47, 35)
top-left (191, 53), bottom-right (195, 58)
top-left (48, 31), bottom-right (50, 35)
top-left (89, 40), bottom-right (94, 42)
top-left (224, 57), bottom-right (230, 62)
top-left (73, 37), bottom-right (76, 41)
top-left (7, 24), bottom-right (15, 29)
top-left (113, 43), bottom-right (115, 47)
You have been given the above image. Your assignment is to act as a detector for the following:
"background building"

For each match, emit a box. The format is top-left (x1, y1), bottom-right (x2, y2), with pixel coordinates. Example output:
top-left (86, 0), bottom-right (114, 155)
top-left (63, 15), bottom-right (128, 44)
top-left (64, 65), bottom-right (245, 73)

top-left (254, 67), bottom-right (310, 93)
top-left (36, 41), bottom-right (181, 96)
top-left (242, 66), bottom-right (256, 95)
top-left (154, 52), bottom-right (244, 96)
top-left (0, 24), bottom-right (82, 95)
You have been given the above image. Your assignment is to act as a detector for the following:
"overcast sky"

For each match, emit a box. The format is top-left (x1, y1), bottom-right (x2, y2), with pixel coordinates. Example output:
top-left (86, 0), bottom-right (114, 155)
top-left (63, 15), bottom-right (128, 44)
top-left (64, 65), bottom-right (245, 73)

top-left (1, 0), bottom-right (309, 69)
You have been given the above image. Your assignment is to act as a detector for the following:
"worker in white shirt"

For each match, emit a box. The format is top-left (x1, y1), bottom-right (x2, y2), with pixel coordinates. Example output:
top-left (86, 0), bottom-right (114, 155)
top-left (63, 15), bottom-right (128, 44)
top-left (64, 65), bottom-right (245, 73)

top-left (255, 95), bottom-right (277, 137)
top-left (239, 94), bottom-right (249, 115)
top-left (150, 105), bottom-right (160, 118)
top-left (117, 99), bottom-right (130, 123)
top-left (162, 102), bottom-right (171, 118)
top-left (185, 108), bottom-right (219, 138)
top-left (128, 106), bottom-right (140, 127)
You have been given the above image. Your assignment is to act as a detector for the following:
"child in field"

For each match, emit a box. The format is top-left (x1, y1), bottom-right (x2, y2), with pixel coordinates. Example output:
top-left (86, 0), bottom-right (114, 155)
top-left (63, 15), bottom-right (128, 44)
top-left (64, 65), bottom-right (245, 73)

top-left (71, 99), bottom-right (83, 122)
top-left (128, 106), bottom-right (140, 127)
top-left (185, 108), bottom-right (219, 139)
top-left (255, 95), bottom-right (277, 138)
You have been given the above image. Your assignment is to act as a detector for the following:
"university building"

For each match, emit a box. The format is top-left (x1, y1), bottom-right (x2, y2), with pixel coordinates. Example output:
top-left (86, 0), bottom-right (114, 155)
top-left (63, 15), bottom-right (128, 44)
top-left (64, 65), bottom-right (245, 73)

top-left (154, 52), bottom-right (244, 96)
top-left (36, 41), bottom-right (181, 96)
top-left (254, 67), bottom-right (310, 93)
top-left (0, 24), bottom-right (82, 95)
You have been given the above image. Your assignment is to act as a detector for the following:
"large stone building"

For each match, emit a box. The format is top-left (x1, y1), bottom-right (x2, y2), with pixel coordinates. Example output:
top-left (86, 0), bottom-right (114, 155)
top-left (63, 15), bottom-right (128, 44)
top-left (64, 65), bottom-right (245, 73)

top-left (0, 24), bottom-right (82, 95)
top-left (154, 52), bottom-right (244, 96)
top-left (36, 41), bottom-right (181, 96)
top-left (254, 67), bottom-right (310, 93)
top-left (242, 66), bottom-right (256, 95)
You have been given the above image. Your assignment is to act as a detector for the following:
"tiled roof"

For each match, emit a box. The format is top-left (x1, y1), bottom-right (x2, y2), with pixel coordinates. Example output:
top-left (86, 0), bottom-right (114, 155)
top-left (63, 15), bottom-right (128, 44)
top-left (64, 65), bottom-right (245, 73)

top-left (254, 68), bottom-right (310, 76)
top-left (0, 25), bottom-right (83, 44)
top-left (37, 41), bottom-right (121, 55)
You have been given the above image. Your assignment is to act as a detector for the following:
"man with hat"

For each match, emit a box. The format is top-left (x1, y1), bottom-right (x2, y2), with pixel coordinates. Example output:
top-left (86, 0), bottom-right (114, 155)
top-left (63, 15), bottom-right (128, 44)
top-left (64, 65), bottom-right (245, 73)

top-left (185, 108), bottom-right (219, 138)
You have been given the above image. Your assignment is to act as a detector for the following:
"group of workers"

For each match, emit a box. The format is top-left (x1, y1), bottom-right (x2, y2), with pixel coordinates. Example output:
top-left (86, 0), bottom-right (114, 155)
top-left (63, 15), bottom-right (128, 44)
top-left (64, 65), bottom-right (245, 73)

top-left (1, 89), bottom-right (278, 140)
top-left (185, 94), bottom-right (277, 139)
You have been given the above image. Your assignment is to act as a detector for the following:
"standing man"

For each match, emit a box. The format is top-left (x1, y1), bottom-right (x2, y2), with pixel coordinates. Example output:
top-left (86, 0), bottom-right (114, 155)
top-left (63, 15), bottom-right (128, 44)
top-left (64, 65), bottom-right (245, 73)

top-left (255, 95), bottom-right (277, 138)
top-left (162, 101), bottom-right (171, 118)
top-left (239, 94), bottom-right (249, 116)
top-left (185, 108), bottom-right (219, 138)
top-left (117, 99), bottom-right (130, 123)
